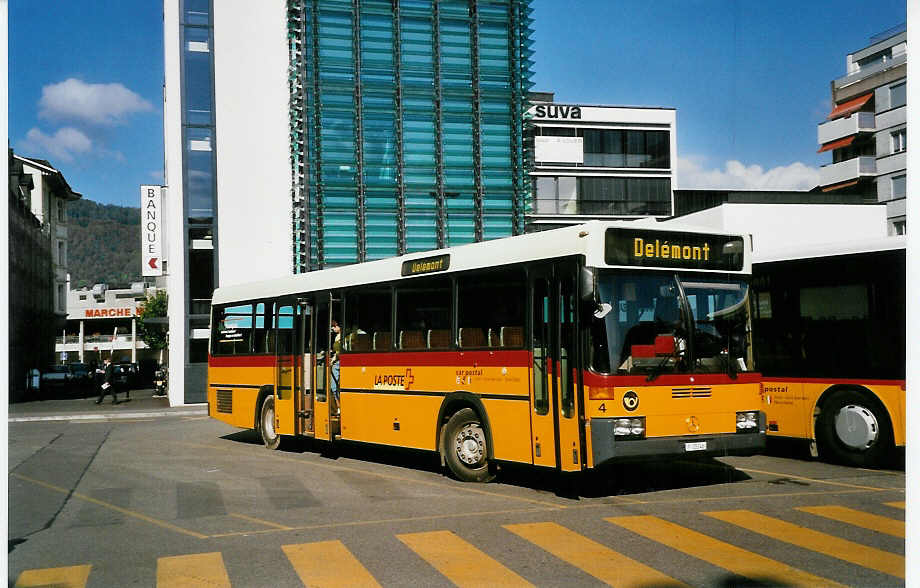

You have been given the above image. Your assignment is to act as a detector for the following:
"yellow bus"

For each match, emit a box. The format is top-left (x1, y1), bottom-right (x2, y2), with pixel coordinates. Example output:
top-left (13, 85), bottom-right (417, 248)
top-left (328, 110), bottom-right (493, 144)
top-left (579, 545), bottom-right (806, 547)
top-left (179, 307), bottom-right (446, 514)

top-left (752, 237), bottom-right (906, 467)
top-left (208, 221), bottom-right (765, 482)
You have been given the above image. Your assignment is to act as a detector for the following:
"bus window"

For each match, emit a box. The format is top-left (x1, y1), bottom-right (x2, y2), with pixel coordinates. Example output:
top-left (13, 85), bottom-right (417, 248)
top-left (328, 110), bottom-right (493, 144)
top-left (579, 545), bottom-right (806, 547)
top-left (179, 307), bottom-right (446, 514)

top-left (252, 303), bottom-right (269, 353)
top-left (213, 304), bottom-right (253, 355)
top-left (396, 277), bottom-right (451, 350)
top-left (560, 275), bottom-right (575, 418)
top-left (344, 288), bottom-right (391, 352)
top-left (274, 303), bottom-right (295, 354)
top-left (532, 278), bottom-right (550, 415)
top-left (682, 279), bottom-right (752, 373)
top-left (458, 268), bottom-right (525, 349)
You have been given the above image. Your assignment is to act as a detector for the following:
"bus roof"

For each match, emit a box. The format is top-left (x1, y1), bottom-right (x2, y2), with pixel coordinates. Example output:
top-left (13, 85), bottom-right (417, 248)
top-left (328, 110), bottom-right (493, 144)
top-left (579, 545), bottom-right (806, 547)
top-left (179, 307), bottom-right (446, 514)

top-left (213, 220), bottom-right (751, 305)
top-left (753, 235), bottom-right (906, 265)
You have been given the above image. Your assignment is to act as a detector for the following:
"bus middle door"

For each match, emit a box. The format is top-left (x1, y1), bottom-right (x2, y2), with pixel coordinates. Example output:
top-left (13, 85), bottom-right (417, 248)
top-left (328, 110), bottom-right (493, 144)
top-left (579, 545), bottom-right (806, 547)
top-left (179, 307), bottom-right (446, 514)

top-left (530, 263), bottom-right (583, 472)
top-left (296, 299), bottom-right (313, 435)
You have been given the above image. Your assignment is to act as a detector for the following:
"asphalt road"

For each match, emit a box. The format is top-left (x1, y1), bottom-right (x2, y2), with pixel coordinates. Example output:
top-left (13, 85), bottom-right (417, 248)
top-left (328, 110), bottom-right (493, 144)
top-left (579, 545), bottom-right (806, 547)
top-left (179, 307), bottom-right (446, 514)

top-left (8, 407), bottom-right (905, 587)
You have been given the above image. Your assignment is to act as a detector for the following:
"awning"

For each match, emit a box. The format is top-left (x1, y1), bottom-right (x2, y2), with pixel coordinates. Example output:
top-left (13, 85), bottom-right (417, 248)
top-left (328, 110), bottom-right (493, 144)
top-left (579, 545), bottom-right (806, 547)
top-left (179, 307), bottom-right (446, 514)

top-left (827, 93), bottom-right (873, 120)
top-left (817, 135), bottom-right (855, 153)
top-left (821, 179), bottom-right (859, 192)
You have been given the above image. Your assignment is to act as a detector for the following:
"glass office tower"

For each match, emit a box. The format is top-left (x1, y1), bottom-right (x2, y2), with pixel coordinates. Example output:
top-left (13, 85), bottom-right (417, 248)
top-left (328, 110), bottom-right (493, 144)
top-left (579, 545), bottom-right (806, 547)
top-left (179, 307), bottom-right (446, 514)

top-left (287, 0), bottom-right (534, 271)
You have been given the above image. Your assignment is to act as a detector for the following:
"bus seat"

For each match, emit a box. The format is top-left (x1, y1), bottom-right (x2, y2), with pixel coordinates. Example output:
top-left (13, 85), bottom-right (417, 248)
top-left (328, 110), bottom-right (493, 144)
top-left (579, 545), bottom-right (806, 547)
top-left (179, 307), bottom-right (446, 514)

top-left (399, 330), bottom-right (425, 350)
top-left (500, 326), bottom-right (523, 347)
top-left (428, 329), bottom-right (451, 349)
top-left (349, 332), bottom-right (371, 352)
top-left (373, 331), bottom-right (392, 351)
top-left (459, 327), bottom-right (486, 349)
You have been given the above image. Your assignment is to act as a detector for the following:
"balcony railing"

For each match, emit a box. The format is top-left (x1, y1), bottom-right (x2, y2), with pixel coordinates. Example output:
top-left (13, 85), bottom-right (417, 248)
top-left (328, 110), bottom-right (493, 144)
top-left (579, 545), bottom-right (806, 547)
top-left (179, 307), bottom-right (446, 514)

top-left (818, 112), bottom-right (875, 145)
top-left (834, 52), bottom-right (906, 90)
top-left (820, 156), bottom-right (876, 188)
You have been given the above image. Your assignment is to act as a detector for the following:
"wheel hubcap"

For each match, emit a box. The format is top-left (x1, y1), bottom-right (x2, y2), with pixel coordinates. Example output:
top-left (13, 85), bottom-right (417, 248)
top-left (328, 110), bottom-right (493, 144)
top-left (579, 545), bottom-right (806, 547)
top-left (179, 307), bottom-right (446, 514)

top-left (834, 404), bottom-right (878, 450)
top-left (455, 423), bottom-right (485, 466)
top-left (264, 407), bottom-right (275, 438)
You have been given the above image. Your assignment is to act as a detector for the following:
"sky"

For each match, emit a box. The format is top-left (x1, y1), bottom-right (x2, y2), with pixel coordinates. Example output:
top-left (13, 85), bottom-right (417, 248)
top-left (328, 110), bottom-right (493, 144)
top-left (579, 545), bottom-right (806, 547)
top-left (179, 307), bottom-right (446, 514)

top-left (8, 0), bottom-right (907, 207)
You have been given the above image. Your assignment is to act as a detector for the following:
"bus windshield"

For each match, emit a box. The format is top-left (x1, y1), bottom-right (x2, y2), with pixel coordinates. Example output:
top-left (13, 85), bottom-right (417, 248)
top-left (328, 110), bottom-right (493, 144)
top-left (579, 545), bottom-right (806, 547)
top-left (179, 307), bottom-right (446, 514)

top-left (589, 272), bottom-right (751, 376)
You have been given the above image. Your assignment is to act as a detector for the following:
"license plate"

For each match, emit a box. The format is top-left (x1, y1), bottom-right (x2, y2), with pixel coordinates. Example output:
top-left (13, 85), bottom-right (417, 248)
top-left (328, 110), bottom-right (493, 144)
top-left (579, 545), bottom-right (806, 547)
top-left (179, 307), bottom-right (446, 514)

top-left (685, 441), bottom-right (707, 452)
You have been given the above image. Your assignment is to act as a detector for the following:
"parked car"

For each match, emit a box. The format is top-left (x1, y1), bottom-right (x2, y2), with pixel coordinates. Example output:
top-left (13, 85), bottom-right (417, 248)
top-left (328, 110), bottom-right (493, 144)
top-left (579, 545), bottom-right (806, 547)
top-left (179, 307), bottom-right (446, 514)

top-left (40, 365), bottom-right (75, 396)
top-left (114, 363), bottom-right (138, 389)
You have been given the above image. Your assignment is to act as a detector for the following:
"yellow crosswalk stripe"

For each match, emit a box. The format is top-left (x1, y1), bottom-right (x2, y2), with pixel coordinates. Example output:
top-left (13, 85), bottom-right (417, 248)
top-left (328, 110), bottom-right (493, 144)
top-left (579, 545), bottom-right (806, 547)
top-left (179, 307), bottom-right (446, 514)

top-left (506, 521), bottom-right (685, 587)
top-left (885, 501), bottom-right (905, 509)
top-left (157, 552), bottom-right (231, 587)
top-left (14, 564), bottom-right (91, 588)
top-left (397, 530), bottom-right (533, 587)
top-left (608, 515), bottom-right (844, 588)
top-left (705, 510), bottom-right (904, 579)
top-left (282, 540), bottom-right (381, 588)
top-left (797, 505), bottom-right (904, 538)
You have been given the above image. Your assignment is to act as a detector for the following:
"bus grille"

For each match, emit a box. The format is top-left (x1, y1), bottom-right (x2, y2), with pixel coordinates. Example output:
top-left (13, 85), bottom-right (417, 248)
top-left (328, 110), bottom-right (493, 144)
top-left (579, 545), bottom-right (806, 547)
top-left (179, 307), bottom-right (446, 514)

top-left (216, 390), bottom-right (233, 413)
top-left (671, 387), bottom-right (712, 399)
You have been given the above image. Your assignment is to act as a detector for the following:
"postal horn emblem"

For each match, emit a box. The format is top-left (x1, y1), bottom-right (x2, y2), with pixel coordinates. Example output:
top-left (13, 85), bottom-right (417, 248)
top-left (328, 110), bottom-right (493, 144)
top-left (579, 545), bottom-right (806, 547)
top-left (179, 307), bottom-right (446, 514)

top-left (686, 416), bottom-right (701, 433)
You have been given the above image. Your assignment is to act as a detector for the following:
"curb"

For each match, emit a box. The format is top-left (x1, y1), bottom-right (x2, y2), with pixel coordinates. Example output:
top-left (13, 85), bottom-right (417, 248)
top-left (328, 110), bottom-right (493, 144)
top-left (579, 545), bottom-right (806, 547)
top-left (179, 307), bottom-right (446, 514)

top-left (10, 409), bottom-right (208, 422)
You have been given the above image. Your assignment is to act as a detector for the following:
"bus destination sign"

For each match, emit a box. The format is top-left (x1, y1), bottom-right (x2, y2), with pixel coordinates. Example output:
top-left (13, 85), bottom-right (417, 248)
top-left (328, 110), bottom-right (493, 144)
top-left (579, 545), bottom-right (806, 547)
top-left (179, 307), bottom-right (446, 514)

top-left (605, 228), bottom-right (744, 271)
top-left (402, 254), bottom-right (451, 277)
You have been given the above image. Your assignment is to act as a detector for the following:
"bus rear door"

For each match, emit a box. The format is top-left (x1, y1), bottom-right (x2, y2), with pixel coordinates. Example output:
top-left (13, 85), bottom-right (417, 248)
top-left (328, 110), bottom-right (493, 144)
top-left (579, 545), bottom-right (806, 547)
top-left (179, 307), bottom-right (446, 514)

top-left (530, 263), bottom-right (583, 472)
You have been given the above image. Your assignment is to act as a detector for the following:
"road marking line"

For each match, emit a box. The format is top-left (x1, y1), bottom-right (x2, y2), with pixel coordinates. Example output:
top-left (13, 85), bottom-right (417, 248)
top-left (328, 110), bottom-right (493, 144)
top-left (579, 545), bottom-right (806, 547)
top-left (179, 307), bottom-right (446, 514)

top-left (10, 410), bottom-right (206, 422)
top-left (173, 440), bottom-right (566, 510)
top-left (885, 501), bottom-right (905, 509)
top-left (506, 521), bottom-right (685, 587)
top-left (209, 506), bottom-right (549, 538)
top-left (607, 515), bottom-right (845, 588)
top-left (397, 530), bottom-right (534, 587)
top-left (14, 564), bottom-right (91, 588)
top-left (229, 512), bottom-right (292, 530)
top-left (11, 472), bottom-right (208, 539)
top-left (797, 505), bottom-right (904, 538)
top-left (705, 509), bottom-right (904, 579)
top-left (157, 552), bottom-right (231, 587)
top-left (282, 540), bottom-right (381, 588)
top-left (735, 467), bottom-right (891, 491)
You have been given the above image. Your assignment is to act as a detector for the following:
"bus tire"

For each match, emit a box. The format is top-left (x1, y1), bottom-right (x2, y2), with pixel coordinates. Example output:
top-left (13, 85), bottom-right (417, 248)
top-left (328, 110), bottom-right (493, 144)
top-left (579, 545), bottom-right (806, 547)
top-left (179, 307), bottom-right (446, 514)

top-left (443, 408), bottom-right (494, 483)
top-left (260, 396), bottom-right (282, 450)
top-left (816, 389), bottom-right (892, 468)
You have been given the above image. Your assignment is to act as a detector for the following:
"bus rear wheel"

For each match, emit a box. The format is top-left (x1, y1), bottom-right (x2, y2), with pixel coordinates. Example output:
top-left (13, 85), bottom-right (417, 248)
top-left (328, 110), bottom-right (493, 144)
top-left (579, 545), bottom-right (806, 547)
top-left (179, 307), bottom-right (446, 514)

top-left (816, 389), bottom-right (892, 468)
top-left (443, 408), bottom-right (494, 483)
top-left (260, 396), bottom-right (281, 450)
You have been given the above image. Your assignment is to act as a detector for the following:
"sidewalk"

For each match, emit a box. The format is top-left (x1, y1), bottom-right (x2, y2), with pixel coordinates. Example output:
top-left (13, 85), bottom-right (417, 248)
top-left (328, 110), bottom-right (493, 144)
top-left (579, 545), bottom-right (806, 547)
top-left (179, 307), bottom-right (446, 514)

top-left (8, 387), bottom-right (207, 422)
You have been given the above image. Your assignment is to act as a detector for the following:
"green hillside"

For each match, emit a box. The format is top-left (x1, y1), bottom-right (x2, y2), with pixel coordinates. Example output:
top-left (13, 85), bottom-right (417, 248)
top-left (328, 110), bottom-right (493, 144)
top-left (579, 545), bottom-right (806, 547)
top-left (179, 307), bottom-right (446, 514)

top-left (67, 199), bottom-right (142, 288)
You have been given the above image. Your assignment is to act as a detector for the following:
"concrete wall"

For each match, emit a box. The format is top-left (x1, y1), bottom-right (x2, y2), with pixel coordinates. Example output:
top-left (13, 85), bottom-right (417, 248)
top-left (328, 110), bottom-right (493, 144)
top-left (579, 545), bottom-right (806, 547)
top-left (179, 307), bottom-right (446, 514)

top-left (213, 0), bottom-right (291, 287)
top-left (672, 203), bottom-right (888, 256)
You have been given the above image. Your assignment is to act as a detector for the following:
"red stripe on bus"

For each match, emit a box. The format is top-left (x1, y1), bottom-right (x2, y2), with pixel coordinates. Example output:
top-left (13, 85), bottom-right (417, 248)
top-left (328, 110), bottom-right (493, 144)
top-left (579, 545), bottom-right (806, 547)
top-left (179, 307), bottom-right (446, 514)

top-left (762, 377), bottom-right (906, 387)
top-left (209, 355), bottom-right (282, 368)
top-left (583, 371), bottom-right (762, 387)
top-left (341, 350), bottom-right (532, 367)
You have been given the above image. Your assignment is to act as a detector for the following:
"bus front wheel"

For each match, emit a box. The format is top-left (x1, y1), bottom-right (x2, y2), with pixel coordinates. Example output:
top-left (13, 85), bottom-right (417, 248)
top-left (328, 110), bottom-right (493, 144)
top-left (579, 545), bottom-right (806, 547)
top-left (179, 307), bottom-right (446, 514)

top-left (443, 408), bottom-right (494, 483)
top-left (816, 389), bottom-right (892, 468)
top-left (260, 396), bottom-right (281, 450)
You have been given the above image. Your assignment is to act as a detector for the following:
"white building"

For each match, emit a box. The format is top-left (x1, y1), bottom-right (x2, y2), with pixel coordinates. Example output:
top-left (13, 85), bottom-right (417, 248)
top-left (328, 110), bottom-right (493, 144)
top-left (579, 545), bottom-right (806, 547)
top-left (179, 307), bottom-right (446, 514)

top-left (13, 155), bottom-right (82, 323)
top-left (527, 92), bottom-right (677, 230)
top-left (817, 26), bottom-right (906, 234)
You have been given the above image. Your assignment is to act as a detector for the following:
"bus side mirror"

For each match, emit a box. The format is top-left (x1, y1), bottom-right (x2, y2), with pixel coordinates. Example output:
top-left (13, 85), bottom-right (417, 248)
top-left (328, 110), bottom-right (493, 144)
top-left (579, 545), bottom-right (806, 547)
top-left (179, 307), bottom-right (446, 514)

top-left (580, 267), bottom-right (596, 302)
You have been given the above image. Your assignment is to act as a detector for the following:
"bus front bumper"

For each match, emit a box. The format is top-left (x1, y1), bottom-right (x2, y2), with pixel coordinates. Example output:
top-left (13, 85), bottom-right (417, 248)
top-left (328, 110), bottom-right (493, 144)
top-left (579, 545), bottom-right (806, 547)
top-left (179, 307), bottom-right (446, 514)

top-left (591, 417), bottom-right (767, 466)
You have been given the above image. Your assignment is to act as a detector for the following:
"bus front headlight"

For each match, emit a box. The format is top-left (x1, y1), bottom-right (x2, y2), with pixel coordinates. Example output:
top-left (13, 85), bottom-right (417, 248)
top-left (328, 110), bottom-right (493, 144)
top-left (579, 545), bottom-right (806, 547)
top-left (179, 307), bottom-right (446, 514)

top-left (613, 417), bottom-right (646, 439)
top-left (736, 411), bottom-right (759, 432)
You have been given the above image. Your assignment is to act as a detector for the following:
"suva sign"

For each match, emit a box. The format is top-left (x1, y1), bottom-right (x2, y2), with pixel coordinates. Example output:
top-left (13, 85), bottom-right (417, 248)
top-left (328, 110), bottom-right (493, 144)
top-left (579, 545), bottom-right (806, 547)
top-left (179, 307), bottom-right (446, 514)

top-left (533, 104), bottom-right (582, 119)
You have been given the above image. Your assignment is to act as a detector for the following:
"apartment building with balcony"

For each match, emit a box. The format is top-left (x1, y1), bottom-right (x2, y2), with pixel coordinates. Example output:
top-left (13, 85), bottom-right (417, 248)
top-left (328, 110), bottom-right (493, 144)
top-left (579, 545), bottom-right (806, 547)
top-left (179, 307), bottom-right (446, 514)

top-left (817, 26), bottom-right (906, 234)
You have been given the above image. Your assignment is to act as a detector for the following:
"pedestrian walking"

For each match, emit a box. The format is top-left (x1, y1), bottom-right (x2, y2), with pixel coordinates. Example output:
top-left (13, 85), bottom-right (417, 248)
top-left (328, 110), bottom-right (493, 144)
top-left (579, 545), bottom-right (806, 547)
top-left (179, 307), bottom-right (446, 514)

top-left (95, 357), bottom-right (118, 405)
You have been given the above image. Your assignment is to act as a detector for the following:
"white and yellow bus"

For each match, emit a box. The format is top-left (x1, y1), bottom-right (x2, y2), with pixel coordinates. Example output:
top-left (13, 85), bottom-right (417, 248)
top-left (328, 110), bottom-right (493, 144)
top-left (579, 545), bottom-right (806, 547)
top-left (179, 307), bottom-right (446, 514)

top-left (208, 221), bottom-right (765, 482)
top-left (752, 237), bottom-right (906, 467)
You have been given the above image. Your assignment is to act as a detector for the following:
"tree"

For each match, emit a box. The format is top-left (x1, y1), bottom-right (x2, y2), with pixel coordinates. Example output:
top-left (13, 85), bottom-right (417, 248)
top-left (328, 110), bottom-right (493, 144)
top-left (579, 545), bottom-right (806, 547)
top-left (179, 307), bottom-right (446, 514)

top-left (138, 290), bottom-right (169, 357)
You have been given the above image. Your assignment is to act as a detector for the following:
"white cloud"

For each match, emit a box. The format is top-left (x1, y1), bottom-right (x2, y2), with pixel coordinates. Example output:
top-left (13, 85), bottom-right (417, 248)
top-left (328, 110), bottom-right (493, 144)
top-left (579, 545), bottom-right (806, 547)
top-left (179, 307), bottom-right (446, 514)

top-left (38, 78), bottom-right (153, 126)
top-left (18, 127), bottom-right (93, 163)
top-left (677, 156), bottom-right (820, 191)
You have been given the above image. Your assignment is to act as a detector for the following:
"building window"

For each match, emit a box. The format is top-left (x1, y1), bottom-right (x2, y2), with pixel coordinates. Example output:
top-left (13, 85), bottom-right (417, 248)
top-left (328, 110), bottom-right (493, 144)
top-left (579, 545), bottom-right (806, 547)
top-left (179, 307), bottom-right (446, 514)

top-left (580, 129), bottom-right (669, 168)
top-left (57, 284), bottom-right (66, 312)
top-left (893, 220), bottom-right (906, 235)
top-left (57, 200), bottom-right (65, 223)
top-left (891, 129), bottom-right (906, 153)
top-left (891, 174), bottom-right (906, 199)
top-left (57, 241), bottom-right (65, 266)
top-left (890, 82), bottom-right (906, 109)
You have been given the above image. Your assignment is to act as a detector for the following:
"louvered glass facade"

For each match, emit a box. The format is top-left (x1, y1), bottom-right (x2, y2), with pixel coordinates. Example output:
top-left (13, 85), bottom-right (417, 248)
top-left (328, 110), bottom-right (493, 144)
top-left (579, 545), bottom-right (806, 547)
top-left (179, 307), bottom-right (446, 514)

top-left (288, 0), bottom-right (534, 271)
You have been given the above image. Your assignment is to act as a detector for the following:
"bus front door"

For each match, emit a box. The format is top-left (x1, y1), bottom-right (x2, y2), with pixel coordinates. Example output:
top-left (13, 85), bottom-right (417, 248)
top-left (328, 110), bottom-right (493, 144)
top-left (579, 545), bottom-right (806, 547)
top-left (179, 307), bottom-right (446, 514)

top-left (530, 264), bottom-right (583, 472)
top-left (274, 300), bottom-right (298, 437)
